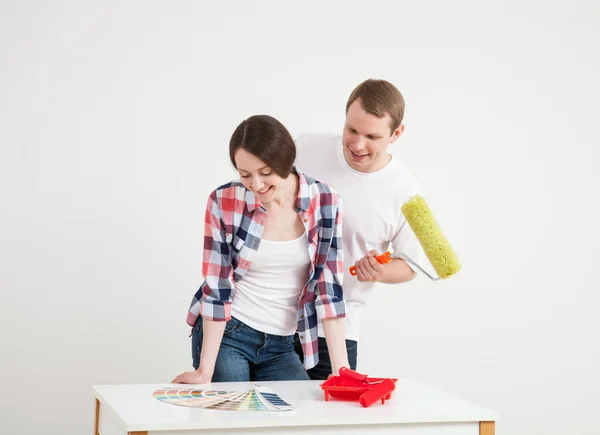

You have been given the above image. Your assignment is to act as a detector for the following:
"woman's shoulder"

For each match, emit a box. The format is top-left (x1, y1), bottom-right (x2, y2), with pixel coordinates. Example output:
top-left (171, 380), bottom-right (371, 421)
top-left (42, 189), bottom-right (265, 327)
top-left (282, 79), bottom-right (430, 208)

top-left (210, 179), bottom-right (245, 194)
top-left (207, 180), bottom-right (247, 202)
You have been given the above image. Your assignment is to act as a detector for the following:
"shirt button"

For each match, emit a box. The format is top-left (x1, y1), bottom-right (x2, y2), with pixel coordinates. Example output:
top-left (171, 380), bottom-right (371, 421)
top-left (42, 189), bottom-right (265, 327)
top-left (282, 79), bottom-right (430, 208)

top-left (300, 335), bottom-right (304, 340)
top-left (303, 219), bottom-right (308, 223)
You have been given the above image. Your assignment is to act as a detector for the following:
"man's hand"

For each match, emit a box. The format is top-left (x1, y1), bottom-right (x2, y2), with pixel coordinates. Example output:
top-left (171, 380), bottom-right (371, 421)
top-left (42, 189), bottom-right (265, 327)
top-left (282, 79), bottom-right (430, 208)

top-left (171, 369), bottom-right (212, 384)
top-left (353, 250), bottom-right (385, 282)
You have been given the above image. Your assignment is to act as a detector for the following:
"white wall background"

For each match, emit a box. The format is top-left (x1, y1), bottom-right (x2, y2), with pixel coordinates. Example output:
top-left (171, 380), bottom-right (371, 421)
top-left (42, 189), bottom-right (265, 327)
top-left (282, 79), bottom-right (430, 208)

top-left (1, 1), bottom-right (599, 434)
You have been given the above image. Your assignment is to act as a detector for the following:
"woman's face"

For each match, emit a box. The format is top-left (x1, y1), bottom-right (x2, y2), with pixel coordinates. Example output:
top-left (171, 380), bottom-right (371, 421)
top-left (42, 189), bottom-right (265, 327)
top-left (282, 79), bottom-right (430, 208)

top-left (234, 148), bottom-right (285, 203)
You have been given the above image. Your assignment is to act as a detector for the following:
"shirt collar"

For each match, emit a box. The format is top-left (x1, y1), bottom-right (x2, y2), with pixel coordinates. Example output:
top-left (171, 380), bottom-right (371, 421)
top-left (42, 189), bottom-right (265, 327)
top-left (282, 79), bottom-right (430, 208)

top-left (245, 189), bottom-right (262, 212)
top-left (294, 167), bottom-right (310, 213)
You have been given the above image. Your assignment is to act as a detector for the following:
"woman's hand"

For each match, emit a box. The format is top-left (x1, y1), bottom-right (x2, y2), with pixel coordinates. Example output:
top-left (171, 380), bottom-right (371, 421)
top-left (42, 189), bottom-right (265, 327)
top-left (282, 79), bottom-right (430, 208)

top-left (171, 369), bottom-right (212, 384)
top-left (172, 318), bottom-right (226, 384)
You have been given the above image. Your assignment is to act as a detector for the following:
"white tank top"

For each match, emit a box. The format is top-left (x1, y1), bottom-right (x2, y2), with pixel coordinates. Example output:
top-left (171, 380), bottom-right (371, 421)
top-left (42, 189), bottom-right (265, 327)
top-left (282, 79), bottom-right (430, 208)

top-left (231, 232), bottom-right (310, 336)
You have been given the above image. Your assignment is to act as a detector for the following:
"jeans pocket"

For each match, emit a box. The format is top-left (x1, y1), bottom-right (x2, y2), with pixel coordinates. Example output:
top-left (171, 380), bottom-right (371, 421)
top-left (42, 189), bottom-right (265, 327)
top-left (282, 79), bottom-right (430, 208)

top-left (223, 318), bottom-right (239, 335)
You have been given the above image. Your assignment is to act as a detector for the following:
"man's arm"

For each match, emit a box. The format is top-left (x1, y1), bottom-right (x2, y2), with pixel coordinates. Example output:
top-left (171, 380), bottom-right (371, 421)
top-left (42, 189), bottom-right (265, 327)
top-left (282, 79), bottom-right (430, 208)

top-left (353, 187), bottom-right (427, 284)
top-left (352, 250), bottom-right (416, 283)
top-left (379, 258), bottom-right (417, 283)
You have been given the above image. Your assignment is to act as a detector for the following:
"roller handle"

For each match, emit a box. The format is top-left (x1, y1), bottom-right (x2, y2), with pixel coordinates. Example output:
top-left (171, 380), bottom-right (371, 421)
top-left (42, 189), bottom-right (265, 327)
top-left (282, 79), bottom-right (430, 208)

top-left (349, 251), bottom-right (392, 276)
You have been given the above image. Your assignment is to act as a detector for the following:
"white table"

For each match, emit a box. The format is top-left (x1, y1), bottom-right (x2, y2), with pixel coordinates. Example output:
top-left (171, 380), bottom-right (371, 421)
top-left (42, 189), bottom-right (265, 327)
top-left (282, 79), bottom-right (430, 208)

top-left (93, 380), bottom-right (497, 435)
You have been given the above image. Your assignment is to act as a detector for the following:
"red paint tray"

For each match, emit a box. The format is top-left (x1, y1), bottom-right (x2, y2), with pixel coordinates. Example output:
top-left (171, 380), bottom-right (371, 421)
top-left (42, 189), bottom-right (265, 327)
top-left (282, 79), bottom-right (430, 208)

top-left (320, 368), bottom-right (398, 406)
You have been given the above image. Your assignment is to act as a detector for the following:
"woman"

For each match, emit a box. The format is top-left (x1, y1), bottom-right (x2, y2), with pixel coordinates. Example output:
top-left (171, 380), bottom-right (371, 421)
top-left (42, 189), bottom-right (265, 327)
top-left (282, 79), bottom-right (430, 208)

top-left (172, 115), bottom-right (349, 383)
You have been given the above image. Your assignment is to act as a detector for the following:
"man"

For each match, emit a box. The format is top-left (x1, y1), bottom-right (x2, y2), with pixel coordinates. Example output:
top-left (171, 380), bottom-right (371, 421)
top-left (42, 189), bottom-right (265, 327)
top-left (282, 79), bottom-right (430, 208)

top-left (294, 79), bottom-right (426, 380)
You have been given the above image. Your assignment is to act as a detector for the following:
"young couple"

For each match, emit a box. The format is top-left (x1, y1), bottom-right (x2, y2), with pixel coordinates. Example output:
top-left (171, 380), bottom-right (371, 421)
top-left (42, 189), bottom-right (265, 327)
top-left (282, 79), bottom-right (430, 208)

top-left (172, 79), bottom-right (426, 384)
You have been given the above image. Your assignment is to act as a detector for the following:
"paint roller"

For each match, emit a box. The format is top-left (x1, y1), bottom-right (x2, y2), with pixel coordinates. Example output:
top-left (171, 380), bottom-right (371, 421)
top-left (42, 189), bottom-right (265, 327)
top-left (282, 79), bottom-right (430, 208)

top-left (349, 194), bottom-right (461, 280)
top-left (338, 367), bottom-right (397, 408)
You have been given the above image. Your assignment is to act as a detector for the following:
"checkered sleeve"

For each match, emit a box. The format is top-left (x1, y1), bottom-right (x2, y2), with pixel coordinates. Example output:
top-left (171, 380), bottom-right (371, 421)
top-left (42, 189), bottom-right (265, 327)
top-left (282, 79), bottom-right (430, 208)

top-left (186, 191), bottom-right (234, 325)
top-left (315, 193), bottom-right (346, 320)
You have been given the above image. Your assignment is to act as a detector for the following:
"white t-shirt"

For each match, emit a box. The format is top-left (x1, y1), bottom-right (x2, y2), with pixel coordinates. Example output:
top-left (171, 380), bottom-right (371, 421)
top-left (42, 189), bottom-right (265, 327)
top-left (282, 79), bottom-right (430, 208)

top-left (231, 232), bottom-right (310, 336)
top-left (294, 134), bottom-right (426, 341)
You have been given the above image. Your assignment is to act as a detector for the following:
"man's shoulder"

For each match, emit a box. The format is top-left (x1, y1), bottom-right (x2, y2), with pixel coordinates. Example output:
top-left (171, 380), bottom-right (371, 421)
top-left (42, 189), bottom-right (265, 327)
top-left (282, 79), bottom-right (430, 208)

top-left (390, 160), bottom-right (419, 188)
top-left (386, 159), bottom-right (424, 196)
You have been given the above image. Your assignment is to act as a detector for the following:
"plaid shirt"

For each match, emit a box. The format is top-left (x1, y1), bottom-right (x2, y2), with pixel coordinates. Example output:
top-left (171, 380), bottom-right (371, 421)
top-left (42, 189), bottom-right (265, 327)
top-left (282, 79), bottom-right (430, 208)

top-left (186, 169), bottom-right (346, 370)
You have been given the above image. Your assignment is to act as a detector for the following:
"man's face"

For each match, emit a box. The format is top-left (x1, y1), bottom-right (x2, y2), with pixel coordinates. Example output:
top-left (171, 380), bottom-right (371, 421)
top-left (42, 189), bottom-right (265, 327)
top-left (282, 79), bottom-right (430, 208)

top-left (342, 99), bottom-right (403, 173)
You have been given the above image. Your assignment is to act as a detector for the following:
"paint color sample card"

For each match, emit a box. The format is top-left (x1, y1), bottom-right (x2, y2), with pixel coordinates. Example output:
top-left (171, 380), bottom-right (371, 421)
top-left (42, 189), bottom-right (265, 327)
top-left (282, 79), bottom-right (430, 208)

top-left (153, 385), bottom-right (293, 412)
top-left (255, 385), bottom-right (293, 410)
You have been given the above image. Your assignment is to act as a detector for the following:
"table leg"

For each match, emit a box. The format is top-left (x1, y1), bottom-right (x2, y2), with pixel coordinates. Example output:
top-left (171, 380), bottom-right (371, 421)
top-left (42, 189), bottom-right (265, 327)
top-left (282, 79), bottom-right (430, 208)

top-left (95, 399), bottom-right (100, 435)
top-left (95, 396), bottom-right (147, 435)
top-left (480, 421), bottom-right (495, 435)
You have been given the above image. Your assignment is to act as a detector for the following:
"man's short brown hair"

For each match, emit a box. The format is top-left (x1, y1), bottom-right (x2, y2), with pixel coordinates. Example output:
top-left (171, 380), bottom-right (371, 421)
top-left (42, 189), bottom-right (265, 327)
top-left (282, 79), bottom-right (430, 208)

top-left (229, 115), bottom-right (296, 178)
top-left (346, 79), bottom-right (405, 133)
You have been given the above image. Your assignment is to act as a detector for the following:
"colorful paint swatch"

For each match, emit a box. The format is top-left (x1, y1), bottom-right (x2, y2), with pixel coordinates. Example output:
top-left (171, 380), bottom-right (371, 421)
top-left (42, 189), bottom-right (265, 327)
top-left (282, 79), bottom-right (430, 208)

top-left (153, 385), bottom-right (293, 412)
top-left (255, 385), bottom-right (293, 410)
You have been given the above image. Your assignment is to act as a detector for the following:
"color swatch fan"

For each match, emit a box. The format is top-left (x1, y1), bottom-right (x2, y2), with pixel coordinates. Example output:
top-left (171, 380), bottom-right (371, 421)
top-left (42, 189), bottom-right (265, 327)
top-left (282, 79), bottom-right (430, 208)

top-left (153, 385), bottom-right (293, 412)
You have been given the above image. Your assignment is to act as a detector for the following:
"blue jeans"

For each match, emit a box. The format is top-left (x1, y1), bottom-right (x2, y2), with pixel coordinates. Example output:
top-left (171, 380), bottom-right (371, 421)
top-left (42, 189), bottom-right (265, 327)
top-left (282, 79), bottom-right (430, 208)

top-left (294, 335), bottom-right (358, 380)
top-left (192, 316), bottom-right (309, 382)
